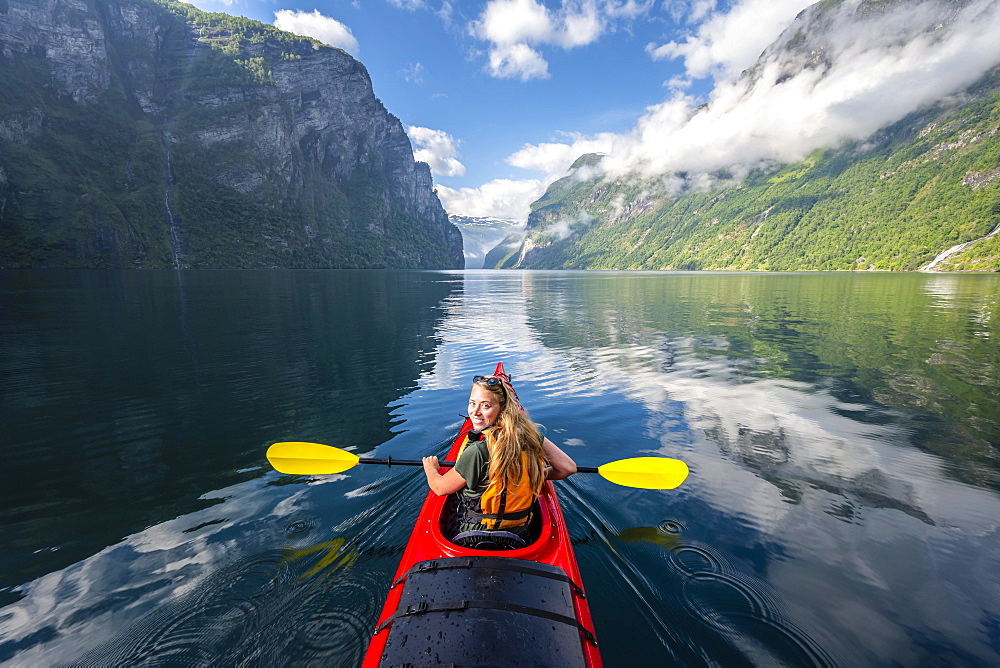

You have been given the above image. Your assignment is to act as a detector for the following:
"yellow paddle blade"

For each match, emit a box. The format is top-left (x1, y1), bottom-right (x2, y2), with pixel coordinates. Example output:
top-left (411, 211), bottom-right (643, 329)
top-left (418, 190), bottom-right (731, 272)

top-left (266, 442), bottom-right (360, 475)
top-left (597, 457), bottom-right (689, 490)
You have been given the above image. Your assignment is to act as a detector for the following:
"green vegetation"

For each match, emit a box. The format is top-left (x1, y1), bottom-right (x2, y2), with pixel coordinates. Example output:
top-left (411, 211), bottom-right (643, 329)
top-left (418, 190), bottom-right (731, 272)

top-left (0, 45), bottom-right (167, 266)
top-left (518, 272), bottom-right (1000, 491)
top-left (493, 67), bottom-right (1000, 272)
top-left (0, 0), bottom-right (458, 269)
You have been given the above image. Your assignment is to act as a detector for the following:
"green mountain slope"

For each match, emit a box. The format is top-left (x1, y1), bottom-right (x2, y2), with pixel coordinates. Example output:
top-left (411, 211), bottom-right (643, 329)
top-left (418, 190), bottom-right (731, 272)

top-left (492, 63), bottom-right (1000, 272)
top-left (0, 0), bottom-right (463, 269)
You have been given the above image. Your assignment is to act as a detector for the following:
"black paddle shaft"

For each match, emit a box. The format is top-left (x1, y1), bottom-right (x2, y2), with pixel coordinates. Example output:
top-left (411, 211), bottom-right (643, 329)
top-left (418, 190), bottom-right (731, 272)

top-left (360, 456), bottom-right (600, 474)
top-left (360, 456), bottom-right (456, 468)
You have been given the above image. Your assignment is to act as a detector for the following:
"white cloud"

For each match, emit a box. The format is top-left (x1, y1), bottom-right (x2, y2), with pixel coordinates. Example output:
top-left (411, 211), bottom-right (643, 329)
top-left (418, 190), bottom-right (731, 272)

top-left (402, 62), bottom-right (425, 84)
top-left (273, 10), bottom-right (360, 56)
top-left (647, 0), bottom-right (812, 81)
top-left (489, 43), bottom-right (551, 80)
top-left (556, 3), bottom-right (603, 48)
top-left (687, 0), bottom-right (718, 23)
top-left (477, 0), bottom-right (554, 45)
top-left (471, 0), bottom-right (614, 80)
top-left (387, 0), bottom-right (426, 9)
top-left (665, 74), bottom-right (692, 90)
top-left (545, 209), bottom-right (595, 241)
top-left (507, 131), bottom-right (615, 173)
top-left (603, 0), bottom-right (657, 20)
top-left (407, 126), bottom-right (466, 177)
top-left (437, 0), bottom-right (455, 27)
top-left (437, 178), bottom-right (546, 219)
top-left (603, 0), bottom-right (1000, 181)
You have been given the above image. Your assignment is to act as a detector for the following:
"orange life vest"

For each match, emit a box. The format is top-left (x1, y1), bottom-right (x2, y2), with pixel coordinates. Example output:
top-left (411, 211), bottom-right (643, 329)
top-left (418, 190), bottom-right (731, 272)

top-left (457, 429), bottom-right (537, 530)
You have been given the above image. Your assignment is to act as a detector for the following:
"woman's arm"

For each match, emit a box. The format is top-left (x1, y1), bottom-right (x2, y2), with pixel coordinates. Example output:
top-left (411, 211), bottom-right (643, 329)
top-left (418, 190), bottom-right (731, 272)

top-left (542, 437), bottom-right (577, 481)
top-left (422, 456), bottom-right (468, 496)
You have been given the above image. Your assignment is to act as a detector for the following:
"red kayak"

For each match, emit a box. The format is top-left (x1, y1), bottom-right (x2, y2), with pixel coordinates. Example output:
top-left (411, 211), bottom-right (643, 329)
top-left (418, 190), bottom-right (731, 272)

top-left (362, 362), bottom-right (602, 667)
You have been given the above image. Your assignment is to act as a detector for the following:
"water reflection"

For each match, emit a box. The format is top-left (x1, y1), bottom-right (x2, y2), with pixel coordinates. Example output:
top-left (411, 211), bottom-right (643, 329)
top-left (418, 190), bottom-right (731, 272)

top-left (429, 271), bottom-right (1000, 665)
top-left (0, 270), bottom-right (457, 593)
top-left (0, 270), bottom-right (457, 664)
top-left (518, 272), bottom-right (999, 489)
top-left (2, 270), bottom-right (998, 666)
top-left (2, 472), bottom-right (393, 665)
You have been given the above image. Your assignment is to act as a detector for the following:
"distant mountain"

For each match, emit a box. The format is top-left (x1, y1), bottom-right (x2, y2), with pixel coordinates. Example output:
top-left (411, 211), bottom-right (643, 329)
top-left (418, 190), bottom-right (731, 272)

top-left (450, 215), bottom-right (523, 269)
top-left (0, 0), bottom-right (463, 269)
top-left (490, 0), bottom-right (1000, 272)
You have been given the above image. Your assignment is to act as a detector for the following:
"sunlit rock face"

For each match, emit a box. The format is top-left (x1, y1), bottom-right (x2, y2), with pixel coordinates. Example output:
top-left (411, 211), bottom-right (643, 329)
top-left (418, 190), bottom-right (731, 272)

top-left (0, 0), bottom-right (463, 269)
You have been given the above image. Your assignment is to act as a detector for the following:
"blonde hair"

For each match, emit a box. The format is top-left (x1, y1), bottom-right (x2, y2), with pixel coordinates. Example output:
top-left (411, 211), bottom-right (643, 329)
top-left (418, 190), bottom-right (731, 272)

top-left (475, 377), bottom-right (546, 495)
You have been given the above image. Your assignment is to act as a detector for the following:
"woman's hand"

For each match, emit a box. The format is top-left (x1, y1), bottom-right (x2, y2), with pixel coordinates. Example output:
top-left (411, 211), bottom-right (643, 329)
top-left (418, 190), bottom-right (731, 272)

top-left (423, 456), bottom-right (468, 496)
top-left (422, 455), bottom-right (441, 475)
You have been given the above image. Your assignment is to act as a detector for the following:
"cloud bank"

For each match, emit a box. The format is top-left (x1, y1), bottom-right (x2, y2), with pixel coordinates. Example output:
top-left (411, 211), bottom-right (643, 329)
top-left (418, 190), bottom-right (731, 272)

top-left (602, 0), bottom-right (1000, 182)
top-left (273, 9), bottom-right (360, 56)
top-left (648, 0), bottom-right (813, 82)
top-left (447, 0), bottom-right (812, 218)
top-left (431, 0), bottom-right (1000, 222)
top-left (436, 178), bottom-right (546, 220)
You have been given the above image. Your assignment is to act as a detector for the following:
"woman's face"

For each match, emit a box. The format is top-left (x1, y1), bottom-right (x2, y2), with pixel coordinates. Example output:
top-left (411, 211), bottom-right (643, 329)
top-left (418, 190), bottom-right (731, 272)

top-left (468, 384), bottom-right (502, 430)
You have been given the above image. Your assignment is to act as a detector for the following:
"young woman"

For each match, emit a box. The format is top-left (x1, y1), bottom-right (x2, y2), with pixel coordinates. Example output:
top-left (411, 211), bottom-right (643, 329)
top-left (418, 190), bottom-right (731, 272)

top-left (422, 374), bottom-right (577, 543)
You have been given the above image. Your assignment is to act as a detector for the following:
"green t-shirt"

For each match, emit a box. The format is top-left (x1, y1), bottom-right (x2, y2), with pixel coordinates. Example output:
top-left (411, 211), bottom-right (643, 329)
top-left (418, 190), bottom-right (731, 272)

top-left (451, 440), bottom-right (535, 540)
top-left (454, 441), bottom-right (490, 499)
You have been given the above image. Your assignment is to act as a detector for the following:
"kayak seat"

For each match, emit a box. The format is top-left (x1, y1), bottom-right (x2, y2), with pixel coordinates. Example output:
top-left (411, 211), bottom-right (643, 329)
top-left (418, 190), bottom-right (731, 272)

top-left (442, 494), bottom-right (543, 550)
top-left (451, 529), bottom-right (526, 551)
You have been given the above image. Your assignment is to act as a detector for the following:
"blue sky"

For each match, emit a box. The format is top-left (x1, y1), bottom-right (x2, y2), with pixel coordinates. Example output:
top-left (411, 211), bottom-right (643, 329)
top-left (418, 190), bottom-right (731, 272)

top-left (185, 0), bottom-right (1000, 221)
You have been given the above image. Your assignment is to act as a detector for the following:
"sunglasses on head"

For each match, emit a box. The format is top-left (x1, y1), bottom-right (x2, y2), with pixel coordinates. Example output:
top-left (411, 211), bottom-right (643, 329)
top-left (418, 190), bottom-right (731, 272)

top-left (473, 375), bottom-right (503, 386)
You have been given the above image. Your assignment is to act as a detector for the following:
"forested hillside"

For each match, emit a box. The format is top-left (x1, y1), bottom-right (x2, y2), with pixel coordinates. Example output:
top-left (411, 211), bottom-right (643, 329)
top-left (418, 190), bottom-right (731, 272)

top-left (0, 0), bottom-right (463, 269)
top-left (491, 14), bottom-right (1000, 272)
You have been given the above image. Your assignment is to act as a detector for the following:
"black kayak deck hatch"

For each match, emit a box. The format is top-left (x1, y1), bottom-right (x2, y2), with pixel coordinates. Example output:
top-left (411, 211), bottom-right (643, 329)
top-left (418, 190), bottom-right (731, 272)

top-left (376, 556), bottom-right (593, 667)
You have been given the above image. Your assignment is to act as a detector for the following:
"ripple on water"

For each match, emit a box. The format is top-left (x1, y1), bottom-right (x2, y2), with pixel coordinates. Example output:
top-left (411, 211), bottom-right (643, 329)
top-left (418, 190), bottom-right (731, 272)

top-left (670, 542), bottom-right (834, 667)
top-left (670, 543), bottom-right (724, 578)
top-left (562, 479), bottom-right (834, 668)
top-left (285, 579), bottom-right (380, 661)
top-left (285, 517), bottom-right (315, 539)
top-left (87, 551), bottom-right (292, 665)
top-left (75, 475), bottom-right (414, 666)
top-left (77, 543), bottom-right (378, 662)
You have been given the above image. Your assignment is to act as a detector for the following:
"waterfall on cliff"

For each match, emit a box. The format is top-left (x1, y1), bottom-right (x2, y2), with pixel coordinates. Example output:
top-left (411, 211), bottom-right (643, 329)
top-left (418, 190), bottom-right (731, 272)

top-left (163, 139), bottom-right (182, 270)
top-left (921, 223), bottom-right (1000, 271)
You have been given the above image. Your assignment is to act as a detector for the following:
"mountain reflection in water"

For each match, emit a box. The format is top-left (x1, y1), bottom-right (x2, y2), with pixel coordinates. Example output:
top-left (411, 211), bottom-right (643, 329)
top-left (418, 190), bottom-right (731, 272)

top-left (1, 270), bottom-right (997, 666)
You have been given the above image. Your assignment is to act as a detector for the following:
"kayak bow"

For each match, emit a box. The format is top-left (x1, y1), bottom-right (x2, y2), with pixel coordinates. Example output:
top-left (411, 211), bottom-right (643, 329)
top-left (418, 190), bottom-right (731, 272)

top-left (362, 362), bottom-right (602, 667)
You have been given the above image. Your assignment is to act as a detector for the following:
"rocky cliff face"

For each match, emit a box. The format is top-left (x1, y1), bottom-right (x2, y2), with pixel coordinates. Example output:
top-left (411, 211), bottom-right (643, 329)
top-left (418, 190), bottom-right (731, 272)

top-left (0, 0), bottom-right (464, 268)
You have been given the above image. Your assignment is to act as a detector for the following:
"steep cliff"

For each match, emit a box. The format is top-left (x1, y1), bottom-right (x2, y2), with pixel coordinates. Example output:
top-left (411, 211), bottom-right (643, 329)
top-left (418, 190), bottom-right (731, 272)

top-left (0, 0), bottom-right (464, 268)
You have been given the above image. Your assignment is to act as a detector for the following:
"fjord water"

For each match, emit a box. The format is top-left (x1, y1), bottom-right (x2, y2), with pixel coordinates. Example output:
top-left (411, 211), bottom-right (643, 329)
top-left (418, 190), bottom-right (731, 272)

top-left (1, 269), bottom-right (998, 666)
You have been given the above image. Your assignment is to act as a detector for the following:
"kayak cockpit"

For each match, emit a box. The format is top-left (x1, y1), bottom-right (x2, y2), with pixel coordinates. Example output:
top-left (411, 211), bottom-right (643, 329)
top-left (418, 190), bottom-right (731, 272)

top-left (441, 494), bottom-right (544, 551)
